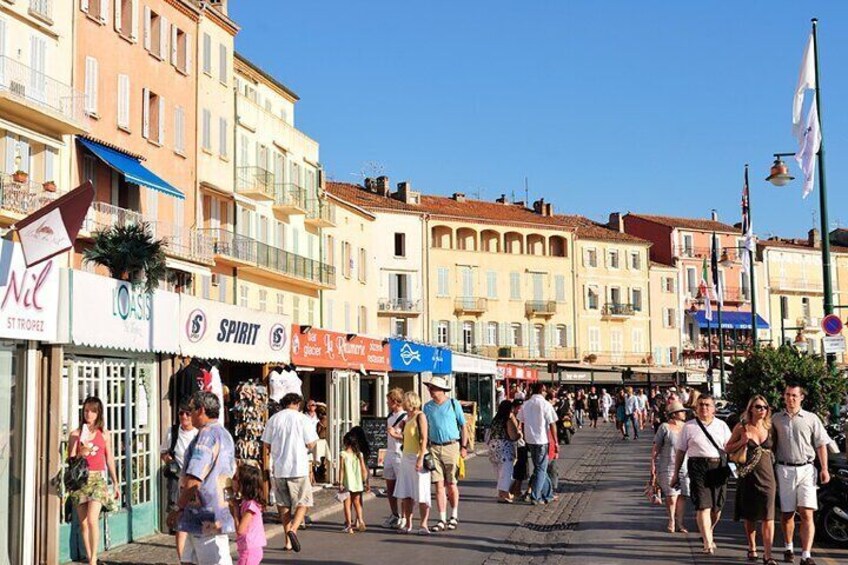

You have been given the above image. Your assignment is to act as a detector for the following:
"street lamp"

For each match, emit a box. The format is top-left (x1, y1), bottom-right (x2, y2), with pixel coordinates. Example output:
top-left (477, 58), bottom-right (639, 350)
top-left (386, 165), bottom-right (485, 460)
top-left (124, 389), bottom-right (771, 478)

top-left (765, 155), bottom-right (795, 187)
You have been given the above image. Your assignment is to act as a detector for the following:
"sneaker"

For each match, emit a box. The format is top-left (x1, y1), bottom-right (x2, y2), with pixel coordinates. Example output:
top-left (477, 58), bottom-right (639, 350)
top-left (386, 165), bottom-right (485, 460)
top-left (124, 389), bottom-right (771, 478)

top-left (382, 515), bottom-right (398, 529)
top-left (784, 550), bottom-right (794, 563)
top-left (396, 516), bottom-right (407, 530)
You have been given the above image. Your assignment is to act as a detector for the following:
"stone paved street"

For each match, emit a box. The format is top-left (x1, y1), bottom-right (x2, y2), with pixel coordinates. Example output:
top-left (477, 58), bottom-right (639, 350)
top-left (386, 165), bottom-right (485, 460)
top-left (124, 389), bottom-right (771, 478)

top-left (99, 423), bottom-right (848, 564)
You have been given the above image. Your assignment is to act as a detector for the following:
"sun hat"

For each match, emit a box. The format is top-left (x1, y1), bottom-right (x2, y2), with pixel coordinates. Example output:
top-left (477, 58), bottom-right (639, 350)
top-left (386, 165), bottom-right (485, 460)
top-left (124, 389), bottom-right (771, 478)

top-left (424, 375), bottom-right (452, 391)
top-left (665, 401), bottom-right (688, 415)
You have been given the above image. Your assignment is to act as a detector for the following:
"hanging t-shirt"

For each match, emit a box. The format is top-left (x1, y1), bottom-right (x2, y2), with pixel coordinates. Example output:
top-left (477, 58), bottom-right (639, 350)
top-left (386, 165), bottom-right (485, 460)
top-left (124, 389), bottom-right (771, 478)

top-left (268, 369), bottom-right (302, 402)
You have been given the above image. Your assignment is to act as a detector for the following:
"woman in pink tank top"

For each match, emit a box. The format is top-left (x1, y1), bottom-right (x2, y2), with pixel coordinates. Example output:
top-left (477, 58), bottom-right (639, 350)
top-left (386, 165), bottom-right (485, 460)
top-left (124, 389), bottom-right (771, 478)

top-left (68, 397), bottom-right (120, 565)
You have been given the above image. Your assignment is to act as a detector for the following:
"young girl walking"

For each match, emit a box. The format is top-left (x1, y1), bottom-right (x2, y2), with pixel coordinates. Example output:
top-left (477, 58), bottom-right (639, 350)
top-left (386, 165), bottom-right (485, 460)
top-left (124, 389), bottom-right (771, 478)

top-left (234, 464), bottom-right (267, 565)
top-left (339, 431), bottom-right (370, 533)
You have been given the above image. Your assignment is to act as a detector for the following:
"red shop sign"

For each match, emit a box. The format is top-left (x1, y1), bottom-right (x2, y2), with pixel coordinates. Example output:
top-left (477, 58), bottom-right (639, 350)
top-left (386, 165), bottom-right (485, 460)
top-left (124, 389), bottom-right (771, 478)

top-left (290, 325), bottom-right (391, 372)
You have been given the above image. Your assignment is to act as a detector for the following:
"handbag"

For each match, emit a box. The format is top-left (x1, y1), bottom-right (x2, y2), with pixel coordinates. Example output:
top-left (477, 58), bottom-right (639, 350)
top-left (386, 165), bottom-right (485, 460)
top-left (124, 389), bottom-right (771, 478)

top-left (422, 452), bottom-right (437, 472)
top-left (64, 456), bottom-right (89, 492)
top-left (729, 444), bottom-right (747, 465)
top-left (695, 418), bottom-right (732, 482)
top-left (164, 424), bottom-right (182, 480)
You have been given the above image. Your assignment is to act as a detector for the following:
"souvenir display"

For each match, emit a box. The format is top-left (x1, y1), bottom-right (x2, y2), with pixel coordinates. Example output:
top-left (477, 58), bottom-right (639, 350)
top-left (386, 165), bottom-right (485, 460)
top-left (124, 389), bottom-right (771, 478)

top-left (232, 379), bottom-right (268, 463)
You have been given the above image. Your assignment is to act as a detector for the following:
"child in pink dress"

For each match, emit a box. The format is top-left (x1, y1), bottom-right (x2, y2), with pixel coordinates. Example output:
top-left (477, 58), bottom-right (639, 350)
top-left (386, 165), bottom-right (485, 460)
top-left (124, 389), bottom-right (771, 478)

top-left (235, 464), bottom-right (267, 565)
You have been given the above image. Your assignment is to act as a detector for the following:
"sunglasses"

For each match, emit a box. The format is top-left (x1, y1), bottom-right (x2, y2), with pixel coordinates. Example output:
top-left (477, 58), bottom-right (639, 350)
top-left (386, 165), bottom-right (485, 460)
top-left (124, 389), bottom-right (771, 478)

top-left (753, 405), bottom-right (768, 411)
top-left (179, 411), bottom-right (191, 416)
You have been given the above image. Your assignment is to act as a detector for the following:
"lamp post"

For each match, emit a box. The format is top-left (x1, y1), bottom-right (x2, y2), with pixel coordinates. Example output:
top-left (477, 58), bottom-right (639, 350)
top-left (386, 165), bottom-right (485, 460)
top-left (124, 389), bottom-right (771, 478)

top-left (766, 18), bottom-right (834, 368)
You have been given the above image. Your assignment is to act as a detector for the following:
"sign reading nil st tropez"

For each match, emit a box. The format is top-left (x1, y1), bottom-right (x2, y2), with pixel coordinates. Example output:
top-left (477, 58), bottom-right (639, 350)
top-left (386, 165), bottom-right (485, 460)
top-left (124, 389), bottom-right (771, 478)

top-left (0, 241), bottom-right (60, 341)
top-left (388, 338), bottom-right (452, 374)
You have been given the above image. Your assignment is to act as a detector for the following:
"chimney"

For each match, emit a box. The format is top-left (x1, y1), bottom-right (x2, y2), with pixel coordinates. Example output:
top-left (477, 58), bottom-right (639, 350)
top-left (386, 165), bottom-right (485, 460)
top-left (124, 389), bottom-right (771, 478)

top-left (532, 199), bottom-right (553, 217)
top-left (809, 228), bottom-right (821, 248)
top-left (452, 192), bottom-right (466, 203)
top-left (608, 212), bottom-right (624, 233)
top-left (396, 181), bottom-right (420, 205)
top-left (711, 210), bottom-right (719, 222)
top-left (375, 176), bottom-right (390, 197)
top-left (496, 194), bottom-right (508, 204)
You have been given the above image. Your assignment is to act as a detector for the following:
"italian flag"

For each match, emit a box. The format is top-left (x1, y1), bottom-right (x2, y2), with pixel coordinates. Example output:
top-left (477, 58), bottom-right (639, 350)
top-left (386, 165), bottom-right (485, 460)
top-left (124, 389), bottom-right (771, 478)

top-left (698, 258), bottom-right (713, 321)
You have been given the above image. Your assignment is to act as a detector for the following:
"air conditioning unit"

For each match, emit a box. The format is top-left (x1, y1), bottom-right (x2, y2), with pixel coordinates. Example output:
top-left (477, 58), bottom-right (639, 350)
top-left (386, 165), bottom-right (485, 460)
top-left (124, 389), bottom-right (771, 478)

top-left (211, 273), bottom-right (219, 287)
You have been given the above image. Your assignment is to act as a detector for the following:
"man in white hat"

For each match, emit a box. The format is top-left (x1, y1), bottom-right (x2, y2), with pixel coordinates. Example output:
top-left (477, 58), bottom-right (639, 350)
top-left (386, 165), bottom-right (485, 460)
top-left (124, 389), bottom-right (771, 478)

top-left (422, 375), bottom-right (467, 533)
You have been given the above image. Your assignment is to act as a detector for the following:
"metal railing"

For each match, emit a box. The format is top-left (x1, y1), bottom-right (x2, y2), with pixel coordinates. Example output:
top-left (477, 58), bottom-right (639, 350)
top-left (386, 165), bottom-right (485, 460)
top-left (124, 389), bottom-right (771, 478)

top-left (771, 277), bottom-right (823, 292)
top-left (0, 55), bottom-right (87, 127)
top-left (199, 228), bottom-right (335, 286)
top-left (525, 300), bottom-right (557, 316)
top-left (378, 298), bottom-right (422, 313)
top-left (235, 166), bottom-right (274, 198)
top-left (602, 302), bottom-right (635, 316)
top-left (454, 297), bottom-right (488, 313)
top-left (582, 351), bottom-right (653, 365)
top-left (29, 0), bottom-right (52, 21)
top-left (273, 183), bottom-right (308, 210)
top-left (305, 199), bottom-right (336, 225)
top-left (0, 173), bottom-right (61, 215)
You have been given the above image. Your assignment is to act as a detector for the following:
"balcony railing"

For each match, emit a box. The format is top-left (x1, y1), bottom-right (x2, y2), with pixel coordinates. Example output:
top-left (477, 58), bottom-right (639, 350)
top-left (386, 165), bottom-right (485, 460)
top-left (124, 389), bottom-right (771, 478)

top-left (582, 351), bottom-right (653, 365)
top-left (199, 228), bottom-right (335, 287)
top-left (84, 202), bottom-right (214, 263)
top-left (720, 287), bottom-right (750, 302)
top-left (602, 302), bottom-right (636, 316)
top-left (0, 173), bottom-right (61, 217)
top-left (305, 199), bottom-right (336, 226)
top-left (29, 0), bottom-right (52, 21)
top-left (454, 297), bottom-right (488, 314)
top-left (0, 55), bottom-right (87, 130)
top-left (273, 183), bottom-right (307, 212)
top-left (771, 278), bottom-right (823, 292)
top-left (525, 300), bottom-right (557, 316)
top-left (378, 298), bottom-right (422, 313)
top-left (235, 166), bottom-right (274, 199)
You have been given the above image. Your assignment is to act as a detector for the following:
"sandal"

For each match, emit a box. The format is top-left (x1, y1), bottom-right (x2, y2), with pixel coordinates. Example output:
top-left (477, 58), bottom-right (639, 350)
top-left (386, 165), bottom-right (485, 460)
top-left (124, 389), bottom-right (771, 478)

top-left (747, 550), bottom-right (759, 561)
top-left (447, 517), bottom-right (458, 530)
top-left (675, 526), bottom-right (688, 533)
top-left (431, 520), bottom-right (447, 532)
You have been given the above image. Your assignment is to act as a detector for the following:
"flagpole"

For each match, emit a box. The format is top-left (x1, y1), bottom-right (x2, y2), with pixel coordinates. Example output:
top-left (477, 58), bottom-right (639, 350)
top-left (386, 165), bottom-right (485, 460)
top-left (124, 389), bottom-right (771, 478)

top-left (745, 164), bottom-right (758, 348)
top-left (811, 18), bottom-right (835, 369)
top-left (717, 296), bottom-right (726, 394)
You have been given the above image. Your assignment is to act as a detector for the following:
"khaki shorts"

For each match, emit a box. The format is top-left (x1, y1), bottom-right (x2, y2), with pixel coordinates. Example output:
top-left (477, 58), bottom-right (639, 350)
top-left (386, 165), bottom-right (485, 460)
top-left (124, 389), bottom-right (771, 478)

top-left (274, 476), bottom-right (314, 511)
top-left (430, 442), bottom-right (460, 484)
top-left (777, 463), bottom-right (818, 512)
top-left (182, 534), bottom-right (233, 565)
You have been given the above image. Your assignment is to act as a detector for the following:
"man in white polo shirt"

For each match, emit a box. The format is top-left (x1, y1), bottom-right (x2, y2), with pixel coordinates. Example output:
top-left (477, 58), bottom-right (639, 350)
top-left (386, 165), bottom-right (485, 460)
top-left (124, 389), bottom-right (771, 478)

top-left (772, 382), bottom-right (831, 565)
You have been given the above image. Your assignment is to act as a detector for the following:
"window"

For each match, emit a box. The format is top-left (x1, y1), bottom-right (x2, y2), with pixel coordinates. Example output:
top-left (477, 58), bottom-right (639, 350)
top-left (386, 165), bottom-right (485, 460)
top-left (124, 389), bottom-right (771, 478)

top-left (202, 32), bottom-right (212, 74)
top-left (219, 117), bottom-right (228, 157)
top-left (393, 318), bottom-right (408, 338)
top-left (258, 290), bottom-right (267, 312)
top-left (358, 306), bottom-right (367, 334)
top-left (462, 322), bottom-right (474, 352)
top-left (219, 43), bottom-right (228, 83)
top-left (115, 0), bottom-right (139, 41)
top-left (109, 73), bottom-right (129, 131)
top-left (630, 251), bottom-right (641, 270)
top-left (555, 275), bottom-right (566, 302)
top-left (325, 235), bottom-right (335, 267)
top-left (341, 242), bottom-right (351, 278)
top-left (682, 234), bottom-right (694, 257)
top-left (437, 267), bottom-right (449, 297)
top-left (686, 267), bottom-right (698, 296)
top-left (510, 323), bottom-right (522, 347)
top-left (82, 0), bottom-right (108, 22)
top-left (486, 271), bottom-right (497, 299)
top-left (608, 250), bottom-right (620, 269)
top-left (83, 155), bottom-right (96, 188)
top-left (142, 88), bottom-right (164, 144)
top-left (308, 299), bottom-right (315, 325)
top-left (584, 248), bottom-right (598, 268)
top-left (143, 7), bottom-right (167, 60)
top-left (663, 308), bottom-right (676, 328)
top-left (663, 277), bottom-right (675, 293)
top-left (586, 286), bottom-right (599, 310)
top-left (239, 284), bottom-right (248, 307)
top-left (343, 302), bottom-right (349, 331)
top-left (588, 327), bottom-right (601, 352)
top-left (358, 248), bottom-right (367, 283)
top-left (632, 328), bottom-right (644, 353)
top-left (486, 322), bottom-right (498, 346)
top-left (437, 321), bottom-right (449, 346)
top-left (394, 233), bottom-right (406, 257)
top-left (201, 109), bottom-right (211, 151)
top-left (174, 106), bottom-right (185, 154)
top-left (780, 296), bottom-right (789, 319)
top-left (556, 325), bottom-right (568, 347)
top-left (741, 272), bottom-right (751, 301)
top-left (509, 272), bottom-right (520, 300)
top-left (632, 288), bottom-right (643, 312)
top-left (170, 25), bottom-right (189, 73)
top-left (84, 56), bottom-right (98, 115)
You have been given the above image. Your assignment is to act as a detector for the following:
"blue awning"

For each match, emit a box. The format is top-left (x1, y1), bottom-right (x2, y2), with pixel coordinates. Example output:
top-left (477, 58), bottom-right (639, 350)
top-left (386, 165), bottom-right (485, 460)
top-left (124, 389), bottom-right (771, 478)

top-left (78, 138), bottom-right (184, 199)
top-left (690, 310), bottom-right (769, 330)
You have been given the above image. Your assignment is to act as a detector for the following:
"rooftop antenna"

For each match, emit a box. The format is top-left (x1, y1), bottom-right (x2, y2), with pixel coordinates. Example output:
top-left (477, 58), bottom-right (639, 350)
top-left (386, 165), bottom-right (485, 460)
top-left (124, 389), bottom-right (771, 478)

top-left (511, 189), bottom-right (516, 203)
top-left (524, 176), bottom-right (529, 204)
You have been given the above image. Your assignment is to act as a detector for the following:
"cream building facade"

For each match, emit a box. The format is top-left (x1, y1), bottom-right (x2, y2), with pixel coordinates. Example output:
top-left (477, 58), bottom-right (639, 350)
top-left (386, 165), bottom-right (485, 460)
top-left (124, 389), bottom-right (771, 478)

top-left (648, 261), bottom-right (681, 366)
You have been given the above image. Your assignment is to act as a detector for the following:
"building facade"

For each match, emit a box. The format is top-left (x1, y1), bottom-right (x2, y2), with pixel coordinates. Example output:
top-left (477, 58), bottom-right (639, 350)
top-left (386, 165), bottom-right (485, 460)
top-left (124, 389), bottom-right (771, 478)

top-left (648, 260), bottom-right (682, 366)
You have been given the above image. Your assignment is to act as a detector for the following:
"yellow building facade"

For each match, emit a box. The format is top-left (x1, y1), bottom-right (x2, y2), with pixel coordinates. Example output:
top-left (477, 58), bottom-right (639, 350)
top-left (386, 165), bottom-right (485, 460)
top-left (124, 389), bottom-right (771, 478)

top-left (648, 261), bottom-right (681, 366)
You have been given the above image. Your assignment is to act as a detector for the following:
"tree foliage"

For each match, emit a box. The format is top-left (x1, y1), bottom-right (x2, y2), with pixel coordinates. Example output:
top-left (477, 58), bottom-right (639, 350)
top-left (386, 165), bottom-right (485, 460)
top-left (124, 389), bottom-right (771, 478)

top-left (83, 222), bottom-right (167, 293)
top-left (727, 345), bottom-right (847, 419)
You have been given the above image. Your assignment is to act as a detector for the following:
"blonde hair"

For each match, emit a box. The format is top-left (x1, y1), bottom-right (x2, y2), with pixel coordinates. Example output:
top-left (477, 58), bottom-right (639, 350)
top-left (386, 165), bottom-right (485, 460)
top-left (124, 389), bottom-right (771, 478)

top-left (387, 387), bottom-right (404, 405)
top-left (402, 391), bottom-right (422, 411)
top-left (742, 395), bottom-right (772, 430)
top-left (685, 389), bottom-right (701, 410)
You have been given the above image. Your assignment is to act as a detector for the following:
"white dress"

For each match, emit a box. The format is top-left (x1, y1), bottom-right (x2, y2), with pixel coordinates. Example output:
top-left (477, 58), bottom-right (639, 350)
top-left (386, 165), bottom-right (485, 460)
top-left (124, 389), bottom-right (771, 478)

top-left (393, 415), bottom-right (431, 505)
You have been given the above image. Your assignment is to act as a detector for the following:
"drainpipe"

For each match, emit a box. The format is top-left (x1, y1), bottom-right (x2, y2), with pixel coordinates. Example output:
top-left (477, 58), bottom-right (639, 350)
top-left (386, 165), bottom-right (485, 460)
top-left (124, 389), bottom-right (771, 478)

top-left (570, 230), bottom-right (579, 360)
top-left (231, 83), bottom-right (238, 305)
top-left (423, 213), bottom-right (431, 341)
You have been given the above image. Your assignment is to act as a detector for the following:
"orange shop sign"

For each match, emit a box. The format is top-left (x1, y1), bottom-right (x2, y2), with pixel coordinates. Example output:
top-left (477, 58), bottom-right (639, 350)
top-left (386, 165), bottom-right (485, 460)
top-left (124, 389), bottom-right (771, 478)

top-left (290, 325), bottom-right (391, 371)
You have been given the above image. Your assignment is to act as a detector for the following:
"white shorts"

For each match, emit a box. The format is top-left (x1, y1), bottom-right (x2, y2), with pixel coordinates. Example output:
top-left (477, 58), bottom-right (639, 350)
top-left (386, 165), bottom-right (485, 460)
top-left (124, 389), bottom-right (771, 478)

top-left (182, 534), bottom-right (233, 565)
top-left (383, 452), bottom-right (402, 481)
top-left (776, 463), bottom-right (818, 512)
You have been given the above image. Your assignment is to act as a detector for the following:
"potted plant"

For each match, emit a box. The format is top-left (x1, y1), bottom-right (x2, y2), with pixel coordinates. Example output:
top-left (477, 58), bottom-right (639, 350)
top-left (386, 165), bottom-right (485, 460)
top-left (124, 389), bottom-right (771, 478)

top-left (83, 222), bottom-right (167, 293)
top-left (584, 353), bottom-right (598, 364)
top-left (42, 180), bottom-right (57, 192)
top-left (12, 170), bottom-right (28, 183)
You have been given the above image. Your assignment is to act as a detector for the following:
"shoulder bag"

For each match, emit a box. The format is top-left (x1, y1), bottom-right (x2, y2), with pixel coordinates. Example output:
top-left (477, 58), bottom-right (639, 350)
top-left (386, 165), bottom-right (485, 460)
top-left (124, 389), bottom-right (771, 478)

top-left (64, 455), bottom-right (89, 493)
top-left (728, 426), bottom-right (748, 465)
top-left (417, 413), bottom-right (437, 472)
top-left (695, 419), bottom-right (732, 482)
top-left (164, 425), bottom-right (182, 479)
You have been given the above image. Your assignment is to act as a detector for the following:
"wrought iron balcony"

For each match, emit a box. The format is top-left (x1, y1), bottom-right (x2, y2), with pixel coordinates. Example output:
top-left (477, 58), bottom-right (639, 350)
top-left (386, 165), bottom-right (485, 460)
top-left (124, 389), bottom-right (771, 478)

top-left (378, 298), bottom-right (422, 315)
top-left (771, 277), bottom-right (823, 293)
top-left (582, 351), bottom-right (653, 365)
top-left (525, 300), bottom-right (557, 317)
top-left (0, 173), bottom-right (61, 219)
top-left (272, 183), bottom-right (307, 214)
top-left (0, 55), bottom-right (88, 134)
top-left (199, 228), bottom-right (335, 288)
top-left (235, 166), bottom-right (275, 199)
top-left (454, 297), bottom-right (488, 314)
top-left (305, 198), bottom-right (336, 227)
top-left (601, 302), bottom-right (635, 317)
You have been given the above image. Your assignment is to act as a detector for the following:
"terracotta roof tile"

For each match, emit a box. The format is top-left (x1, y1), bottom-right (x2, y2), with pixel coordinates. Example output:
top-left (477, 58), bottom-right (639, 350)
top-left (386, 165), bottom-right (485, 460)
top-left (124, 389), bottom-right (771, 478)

top-left (627, 213), bottom-right (738, 233)
top-left (757, 238), bottom-right (848, 253)
top-left (552, 214), bottom-right (651, 244)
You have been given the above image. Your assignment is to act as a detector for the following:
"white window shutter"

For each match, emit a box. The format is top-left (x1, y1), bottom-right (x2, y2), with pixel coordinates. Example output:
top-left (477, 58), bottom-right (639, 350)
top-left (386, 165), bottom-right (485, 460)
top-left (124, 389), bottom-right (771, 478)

top-left (185, 33), bottom-right (192, 75)
top-left (5, 134), bottom-right (16, 173)
top-left (143, 7), bottom-right (151, 51)
top-left (130, 0), bottom-right (139, 40)
top-left (81, 0), bottom-right (90, 12)
top-left (114, 0), bottom-right (122, 31)
top-left (160, 17), bottom-right (168, 59)
top-left (84, 57), bottom-right (98, 114)
top-left (117, 74), bottom-right (129, 127)
top-left (219, 44), bottom-right (227, 83)
top-left (170, 25), bottom-right (177, 65)
top-left (44, 148), bottom-right (56, 181)
top-left (158, 96), bottom-right (165, 144)
top-left (19, 140), bottom-right (30, 174)
top-left (142, 87), bottom-right (150, 138)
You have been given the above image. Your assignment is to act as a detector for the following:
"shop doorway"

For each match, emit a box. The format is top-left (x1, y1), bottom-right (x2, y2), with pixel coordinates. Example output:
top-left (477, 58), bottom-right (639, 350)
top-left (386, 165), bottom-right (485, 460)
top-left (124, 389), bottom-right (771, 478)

top-left (327, 370), bottom-right (359, 478)
top-left (0, 343), bottom-right (26, 565)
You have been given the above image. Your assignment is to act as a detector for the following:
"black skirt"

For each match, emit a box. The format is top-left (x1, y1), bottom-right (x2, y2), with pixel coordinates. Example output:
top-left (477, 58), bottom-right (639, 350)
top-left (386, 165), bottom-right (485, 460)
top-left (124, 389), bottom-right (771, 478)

top-left (687, 457), bottom-right (728, 511)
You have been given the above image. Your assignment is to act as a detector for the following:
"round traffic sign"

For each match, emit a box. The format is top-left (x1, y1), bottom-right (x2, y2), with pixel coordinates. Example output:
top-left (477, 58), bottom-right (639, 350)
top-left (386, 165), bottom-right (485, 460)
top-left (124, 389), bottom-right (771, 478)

top-left (822, 314), bottom-right (843, 336)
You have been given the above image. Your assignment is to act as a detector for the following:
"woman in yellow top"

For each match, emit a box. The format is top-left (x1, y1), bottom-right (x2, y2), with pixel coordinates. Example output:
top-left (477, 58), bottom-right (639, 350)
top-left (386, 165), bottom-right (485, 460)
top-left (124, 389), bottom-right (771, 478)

top-left (392, 391), bottom-right (431, 534)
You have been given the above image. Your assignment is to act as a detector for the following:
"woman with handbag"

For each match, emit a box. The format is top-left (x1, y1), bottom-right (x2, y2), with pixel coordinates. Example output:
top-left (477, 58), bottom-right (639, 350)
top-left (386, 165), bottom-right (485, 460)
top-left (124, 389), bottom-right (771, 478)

top-left (487, 400), bottom-right (521, 503)
top-left (393, 391), bottom-right (432, 534)
top-left (725, 395), bottom-right (777, 564)
top-left (651, 401), bottom-right (690, 534)
top-left (159, 402), bottom-right (198, 561)
top-left (68, 397), bottom-right (120, 565)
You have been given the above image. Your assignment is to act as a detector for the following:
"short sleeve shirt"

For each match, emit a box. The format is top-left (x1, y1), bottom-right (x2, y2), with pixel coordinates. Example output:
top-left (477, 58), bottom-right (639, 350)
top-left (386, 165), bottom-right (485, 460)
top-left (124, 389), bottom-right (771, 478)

top-left (236, 500), bottom-right (267, 551)
top-left (517, 395), bottom-right (558, 445)
top-left (178, 422), bottom-right (236, 535)
top-left (386, 409), bottom-right (407, 455)
top-left (423, 398), bottom-right (466, 444)
top-left (678, 418), bottom-right (732, 458)
top-left (772, 409), bottom-right (832, 464)
top-left (262, 408), bottom-right (318, 478)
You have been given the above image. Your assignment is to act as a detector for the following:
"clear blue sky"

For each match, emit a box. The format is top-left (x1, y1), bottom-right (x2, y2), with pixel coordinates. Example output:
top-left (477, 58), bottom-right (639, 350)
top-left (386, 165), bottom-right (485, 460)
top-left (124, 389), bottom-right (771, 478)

top-left (231, 1), bottom-right (848, 239)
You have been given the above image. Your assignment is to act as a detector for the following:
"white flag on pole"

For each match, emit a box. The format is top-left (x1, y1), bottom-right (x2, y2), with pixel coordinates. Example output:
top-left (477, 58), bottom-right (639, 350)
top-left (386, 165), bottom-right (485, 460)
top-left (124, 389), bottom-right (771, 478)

top-left (795, 97), bottom-right (821, 199)
top-left (793, 33), bottom-right (816, 138)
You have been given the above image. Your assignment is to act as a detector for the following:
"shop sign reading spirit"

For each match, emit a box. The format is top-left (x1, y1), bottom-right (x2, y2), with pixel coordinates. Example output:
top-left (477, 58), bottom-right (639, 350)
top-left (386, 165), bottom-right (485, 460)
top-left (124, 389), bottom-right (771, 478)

top-left (0, 241), bottom-right (59, 341)
top-left (291, 326), bottom-right (390, 371)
